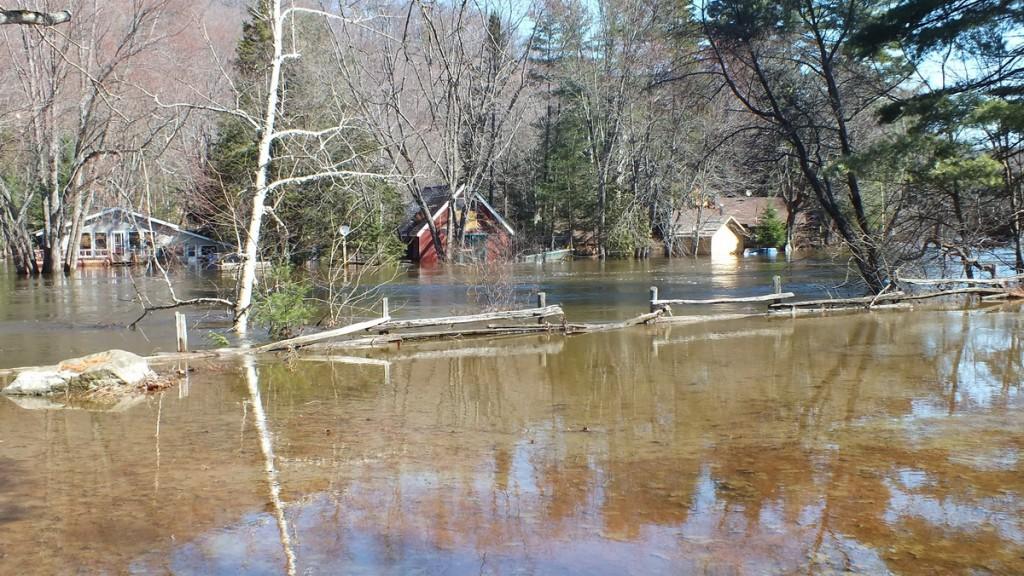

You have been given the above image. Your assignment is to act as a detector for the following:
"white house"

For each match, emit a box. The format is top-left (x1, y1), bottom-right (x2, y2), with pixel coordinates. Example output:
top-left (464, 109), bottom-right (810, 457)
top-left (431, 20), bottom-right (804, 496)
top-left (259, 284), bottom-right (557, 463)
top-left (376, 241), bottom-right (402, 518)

top-left (41, 208), bottom-right (229, 266)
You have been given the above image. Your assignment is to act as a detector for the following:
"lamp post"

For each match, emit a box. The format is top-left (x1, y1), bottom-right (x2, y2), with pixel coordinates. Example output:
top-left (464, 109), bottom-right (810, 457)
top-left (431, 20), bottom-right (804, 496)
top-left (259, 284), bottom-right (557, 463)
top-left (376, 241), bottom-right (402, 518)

top-left (338, 224), bottom-right (351, 282)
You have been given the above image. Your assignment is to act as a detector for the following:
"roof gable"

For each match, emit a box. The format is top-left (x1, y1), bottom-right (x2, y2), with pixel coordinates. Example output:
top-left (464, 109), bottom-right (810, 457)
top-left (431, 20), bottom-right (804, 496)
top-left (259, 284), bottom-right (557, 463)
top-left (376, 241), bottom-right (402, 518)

top-left (399, 186), bottom-right (514, 239)
top-left (673, 214), bottom-right (744, 238)
top-left (54, 207), bottom-right (227, 245)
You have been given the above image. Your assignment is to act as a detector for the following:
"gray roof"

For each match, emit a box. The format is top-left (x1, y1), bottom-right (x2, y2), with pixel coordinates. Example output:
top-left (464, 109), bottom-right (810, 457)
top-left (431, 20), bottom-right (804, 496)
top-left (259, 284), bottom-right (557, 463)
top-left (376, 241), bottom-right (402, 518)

top-left (398, 185), bottom-right (515, 239)
top-left (398, 185), bottom-right (451, 239)
top-left (36, 207), bottom-right (228, 246)
top-left (672, 211), bottom-right (745, 238)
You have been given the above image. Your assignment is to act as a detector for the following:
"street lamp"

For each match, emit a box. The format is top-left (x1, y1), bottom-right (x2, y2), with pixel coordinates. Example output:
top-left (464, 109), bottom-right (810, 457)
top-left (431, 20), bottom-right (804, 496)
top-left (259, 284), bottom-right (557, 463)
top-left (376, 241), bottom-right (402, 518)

top-left (338, 224), bottom-right (351, 269)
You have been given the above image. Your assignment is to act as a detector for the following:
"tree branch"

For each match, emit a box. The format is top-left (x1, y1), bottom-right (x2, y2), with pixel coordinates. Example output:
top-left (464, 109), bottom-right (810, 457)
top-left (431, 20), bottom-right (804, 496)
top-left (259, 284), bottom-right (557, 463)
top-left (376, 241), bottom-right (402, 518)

top-left (0, 9), bottom-right (71, 26)
top-left (129, 297), bottom-right (235, 330)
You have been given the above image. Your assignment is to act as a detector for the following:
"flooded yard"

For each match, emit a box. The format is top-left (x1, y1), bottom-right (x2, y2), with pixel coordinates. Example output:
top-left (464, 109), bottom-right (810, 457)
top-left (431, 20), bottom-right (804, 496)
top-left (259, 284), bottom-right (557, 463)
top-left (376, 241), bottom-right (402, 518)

top-left (0, 261), bottom-right (1022, 574)
top-left (0, 257), bottom-right (844, 369)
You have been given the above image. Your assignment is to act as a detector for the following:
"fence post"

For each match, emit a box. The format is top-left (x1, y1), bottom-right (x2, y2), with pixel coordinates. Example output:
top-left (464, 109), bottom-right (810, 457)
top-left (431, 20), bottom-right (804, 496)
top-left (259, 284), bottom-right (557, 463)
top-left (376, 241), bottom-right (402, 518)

top-left (650, 286), bottom-right (659, 313)
top-left (537, 292), bottom-right (547, 324)
top-left (772, 276), bottom-right (783, 307)
top-left (175, 312), bottom-right (188, 353)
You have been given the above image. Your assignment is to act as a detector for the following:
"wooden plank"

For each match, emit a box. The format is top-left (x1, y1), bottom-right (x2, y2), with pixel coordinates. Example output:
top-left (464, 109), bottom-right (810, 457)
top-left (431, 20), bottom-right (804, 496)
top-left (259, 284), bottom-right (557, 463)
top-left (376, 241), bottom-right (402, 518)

top-left (770, 293), bottom-right (902, 308)
top-left (655, 293), bottom-right (795, 305)
top-left (898, 273), bottom-right (1024, 286)
top-left (175, 312), bottom-right (188, 353)
top-left (307, 326), bottom-right (559, 350)
top-left (655, 313), bottom-right (760, 325)
top-left (894, 287), bottom-right (1005, 301)
top-left (378, 305), bottom-right (563, 331)
top-left (772, 287), bottom-right (1005, 308)
top-left (775, 303), bottom-right (913, 316)
top-left (570, 310), bottom-right (664, 332)
top-left (256, 316), bottom-right (391, 352)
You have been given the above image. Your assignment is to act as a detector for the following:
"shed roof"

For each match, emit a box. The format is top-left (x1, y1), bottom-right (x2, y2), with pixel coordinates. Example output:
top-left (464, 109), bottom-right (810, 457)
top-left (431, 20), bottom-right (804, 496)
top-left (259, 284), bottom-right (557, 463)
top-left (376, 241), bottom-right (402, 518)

top-left (716, 196), bottom-right (788, 228)
top-left (672, 213), bottom-right (745, 238)
top-left (398, 185), bottom-right (451, 239)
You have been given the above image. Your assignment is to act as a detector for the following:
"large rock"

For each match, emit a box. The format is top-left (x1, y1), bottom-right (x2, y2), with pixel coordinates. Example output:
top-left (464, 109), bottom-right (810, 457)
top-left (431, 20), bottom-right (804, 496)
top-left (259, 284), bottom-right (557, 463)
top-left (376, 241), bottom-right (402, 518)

top-left (3, 350), bottom-right (155, 396)
top-left (3, 369), bottom-right (70, 396)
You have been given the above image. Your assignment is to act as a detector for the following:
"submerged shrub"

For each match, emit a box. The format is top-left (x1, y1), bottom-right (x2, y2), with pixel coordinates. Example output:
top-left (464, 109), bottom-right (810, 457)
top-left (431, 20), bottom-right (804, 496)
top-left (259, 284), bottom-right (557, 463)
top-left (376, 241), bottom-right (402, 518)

top-left (252, 265), bottom-right (316, 339)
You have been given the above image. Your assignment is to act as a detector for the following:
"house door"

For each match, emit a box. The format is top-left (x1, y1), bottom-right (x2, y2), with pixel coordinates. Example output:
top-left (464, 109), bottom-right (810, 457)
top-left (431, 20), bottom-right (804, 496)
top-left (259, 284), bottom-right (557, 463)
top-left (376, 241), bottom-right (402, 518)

top-left (112, 232), bottom-right (126, 256)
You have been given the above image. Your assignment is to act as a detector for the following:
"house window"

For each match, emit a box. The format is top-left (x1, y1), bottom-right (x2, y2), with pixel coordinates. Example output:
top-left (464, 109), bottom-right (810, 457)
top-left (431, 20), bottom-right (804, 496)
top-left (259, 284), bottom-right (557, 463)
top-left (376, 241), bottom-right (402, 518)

top-left (186, 245), bottom-right (196, 258)
top-left (129, 232), bottom-right (141, 250)
top-left (466, 232), bottom-right (488, 260)
top-left (95, 233), bottom-right (107, 249)
top-left (80, 234), bottom-right (92, 249)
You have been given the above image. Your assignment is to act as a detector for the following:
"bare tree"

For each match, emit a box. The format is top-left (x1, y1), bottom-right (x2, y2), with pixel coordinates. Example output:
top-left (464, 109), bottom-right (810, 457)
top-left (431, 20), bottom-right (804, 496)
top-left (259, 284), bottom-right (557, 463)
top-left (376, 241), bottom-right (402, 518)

top-left (336, 0), bottom-right (531, 263)
top-left (0, 0), bottom-right (174, 275)
top-left (226, 1), bottom-right (387, 334)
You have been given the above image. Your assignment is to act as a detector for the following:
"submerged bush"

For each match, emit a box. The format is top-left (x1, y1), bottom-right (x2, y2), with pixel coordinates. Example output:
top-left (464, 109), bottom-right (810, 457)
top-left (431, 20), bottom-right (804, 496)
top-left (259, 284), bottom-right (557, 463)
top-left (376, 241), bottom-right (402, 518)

top-left (252, 265), bottom-right (316, 339)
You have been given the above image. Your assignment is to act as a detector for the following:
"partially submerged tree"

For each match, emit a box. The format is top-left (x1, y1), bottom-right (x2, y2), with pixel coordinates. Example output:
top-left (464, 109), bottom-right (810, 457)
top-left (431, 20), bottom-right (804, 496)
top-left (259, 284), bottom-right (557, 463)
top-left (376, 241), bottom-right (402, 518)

top-left (754, 204), bottom-right (787, 248)
top-left (337, 1), bottom-right (531, 263)
top-left (701, 0), bottom-right (909, 292)
top-left (209, 1), bottom-right (387, 335)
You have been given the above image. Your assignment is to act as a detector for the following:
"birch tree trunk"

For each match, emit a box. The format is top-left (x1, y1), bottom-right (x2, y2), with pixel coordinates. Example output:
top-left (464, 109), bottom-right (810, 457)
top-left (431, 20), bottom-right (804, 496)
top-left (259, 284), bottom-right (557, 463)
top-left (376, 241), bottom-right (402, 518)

top-left (233, 0), bottom-right (285, 335)
top-left (0, 179), bottom-right (38, 275)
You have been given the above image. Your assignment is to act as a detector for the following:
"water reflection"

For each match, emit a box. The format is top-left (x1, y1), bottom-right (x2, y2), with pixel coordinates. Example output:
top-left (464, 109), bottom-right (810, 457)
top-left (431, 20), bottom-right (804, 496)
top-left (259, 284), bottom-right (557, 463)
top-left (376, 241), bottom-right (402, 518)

top-left (0, 308), bottom-right (1021, 574)
top-left (242, 355), bottom-right (296, 575)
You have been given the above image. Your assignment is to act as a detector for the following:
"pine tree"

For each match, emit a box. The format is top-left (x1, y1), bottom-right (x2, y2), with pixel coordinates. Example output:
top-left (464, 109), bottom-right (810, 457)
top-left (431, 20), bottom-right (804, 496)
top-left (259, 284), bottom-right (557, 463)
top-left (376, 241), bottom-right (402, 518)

top-left (754, 205), bottom-right (787, 248)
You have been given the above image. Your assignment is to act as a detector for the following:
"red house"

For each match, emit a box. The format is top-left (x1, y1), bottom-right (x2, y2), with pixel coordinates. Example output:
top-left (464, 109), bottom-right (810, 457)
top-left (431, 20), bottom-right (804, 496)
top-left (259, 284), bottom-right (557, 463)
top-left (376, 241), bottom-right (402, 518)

top-left (398, 185), bottom-right (515, 265)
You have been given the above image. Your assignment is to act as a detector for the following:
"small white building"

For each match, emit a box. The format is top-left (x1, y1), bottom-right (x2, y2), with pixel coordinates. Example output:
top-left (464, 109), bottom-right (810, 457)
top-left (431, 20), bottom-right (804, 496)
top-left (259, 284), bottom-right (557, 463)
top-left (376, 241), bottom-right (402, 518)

top-left (672, 214), bottom-right (746, 259)
top-left (48, 208), bottom-right (228, 266)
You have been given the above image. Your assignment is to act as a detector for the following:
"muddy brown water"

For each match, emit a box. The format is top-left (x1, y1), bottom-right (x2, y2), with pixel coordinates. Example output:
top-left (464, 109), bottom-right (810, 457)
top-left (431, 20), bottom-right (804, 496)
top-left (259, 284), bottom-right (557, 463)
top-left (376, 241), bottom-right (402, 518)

top-left (0, 260), bottom-right (1022, 574)
top-left (0, 257), bottom-right (845, 368)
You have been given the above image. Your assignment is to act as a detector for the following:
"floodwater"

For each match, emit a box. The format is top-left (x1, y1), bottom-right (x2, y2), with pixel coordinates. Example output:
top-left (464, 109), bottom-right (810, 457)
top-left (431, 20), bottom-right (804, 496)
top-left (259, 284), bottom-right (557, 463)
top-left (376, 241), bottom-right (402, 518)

top-left (0, 257), bottom-right (845, 368)
top-left (0, 259), bottom-right (1022, 575)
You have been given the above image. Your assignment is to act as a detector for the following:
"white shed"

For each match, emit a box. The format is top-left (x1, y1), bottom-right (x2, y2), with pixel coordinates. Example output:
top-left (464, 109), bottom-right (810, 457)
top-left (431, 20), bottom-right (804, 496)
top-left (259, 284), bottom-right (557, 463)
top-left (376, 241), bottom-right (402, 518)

top-left (672, 215), bottom-right (746, 259)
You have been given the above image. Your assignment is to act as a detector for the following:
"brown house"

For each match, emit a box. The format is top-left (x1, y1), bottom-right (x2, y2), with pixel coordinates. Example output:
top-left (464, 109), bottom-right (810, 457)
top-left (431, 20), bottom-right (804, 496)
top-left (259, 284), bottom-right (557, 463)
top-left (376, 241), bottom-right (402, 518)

top-left (398, 186), bottom-right (515, 265)
top-left (715, 196), bottom-right (789, 230)
top-left (671, 195), bottom-right (810, 256)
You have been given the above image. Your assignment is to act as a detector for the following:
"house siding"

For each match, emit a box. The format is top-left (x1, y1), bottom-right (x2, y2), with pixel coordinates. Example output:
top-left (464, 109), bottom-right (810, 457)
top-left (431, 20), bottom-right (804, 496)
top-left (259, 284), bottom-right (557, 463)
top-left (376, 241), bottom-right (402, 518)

top-left (710, 225), bottom-right (743, 258)
top-left (57, 208), bottom-right (227, 266)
